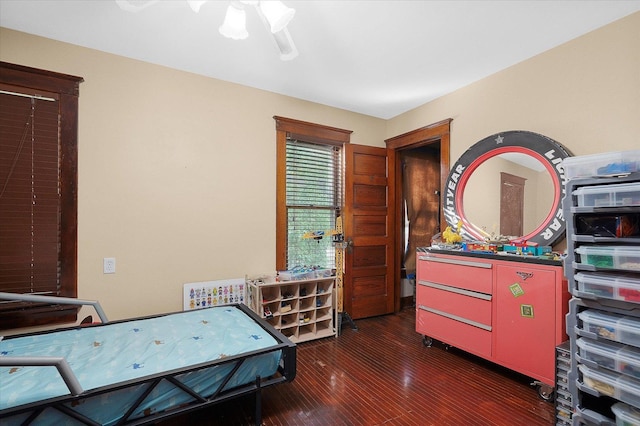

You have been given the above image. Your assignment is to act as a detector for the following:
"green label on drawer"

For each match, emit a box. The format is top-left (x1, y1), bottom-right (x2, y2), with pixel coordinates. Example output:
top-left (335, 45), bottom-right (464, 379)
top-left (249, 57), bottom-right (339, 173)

top-left (509, 283), bottom-right (524, 297)
top-left (521, 304), bottom-right (534, 318)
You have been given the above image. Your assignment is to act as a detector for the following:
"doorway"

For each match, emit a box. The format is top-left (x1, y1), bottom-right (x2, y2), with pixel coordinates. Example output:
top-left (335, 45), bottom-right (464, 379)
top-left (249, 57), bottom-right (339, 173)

top-left (385, 119), bottom-right (451, 311)
top-left (400, 146), bottom-right (441, 280)
top-left (500, 172), bottom-right (526, 237)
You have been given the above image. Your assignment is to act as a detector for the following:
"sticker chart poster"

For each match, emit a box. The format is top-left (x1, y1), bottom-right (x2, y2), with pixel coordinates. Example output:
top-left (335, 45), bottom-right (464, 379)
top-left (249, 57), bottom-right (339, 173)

top-left (183, 278), bottom-right (245, 311)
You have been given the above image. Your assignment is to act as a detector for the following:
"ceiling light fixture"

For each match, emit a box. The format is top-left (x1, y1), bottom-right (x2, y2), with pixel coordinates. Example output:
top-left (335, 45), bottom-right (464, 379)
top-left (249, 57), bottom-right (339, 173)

top-left (114, 0), bottom-right (159, 13)
top-left (271, 27), bottom-right (297, 61)
top-left (251, 1), bottom-right (298, 60)
top-left (115, 0), bottom-right (298, 60)
top-left (258, 0), bottom-right (295, 34)
top-left (219, 2), bottom-right (249, 40)
top-left (187, 1), bottom-right (207, 13)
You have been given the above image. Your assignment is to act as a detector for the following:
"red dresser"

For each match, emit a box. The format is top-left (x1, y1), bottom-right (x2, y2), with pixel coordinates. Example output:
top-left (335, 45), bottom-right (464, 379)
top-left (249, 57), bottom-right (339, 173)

top-left (416, 249), bottom-right (569, 394)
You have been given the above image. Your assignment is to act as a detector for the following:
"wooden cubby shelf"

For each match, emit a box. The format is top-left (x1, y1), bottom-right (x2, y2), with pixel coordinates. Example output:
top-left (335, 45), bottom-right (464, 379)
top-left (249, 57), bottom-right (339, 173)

top-left (247, 276), bottom-right (337, 343)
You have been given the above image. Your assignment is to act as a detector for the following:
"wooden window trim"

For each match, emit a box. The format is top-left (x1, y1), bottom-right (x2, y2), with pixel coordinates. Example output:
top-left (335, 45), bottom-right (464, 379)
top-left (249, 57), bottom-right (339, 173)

top-left (0, 62), bottom-right (83, 330)
top-left (274, 116), bottom-right (352, 270)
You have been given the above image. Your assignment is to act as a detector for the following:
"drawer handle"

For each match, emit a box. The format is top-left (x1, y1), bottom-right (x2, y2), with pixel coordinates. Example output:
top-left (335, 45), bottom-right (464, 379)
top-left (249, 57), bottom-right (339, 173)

top-left (516, 271), bottom-right (534, 280)
top-left (420, 256), bottom-right (492, 269)
top-left (418, 281), bottom-right (492, 301)
top-left (418, 305), bottom-right (492, 331)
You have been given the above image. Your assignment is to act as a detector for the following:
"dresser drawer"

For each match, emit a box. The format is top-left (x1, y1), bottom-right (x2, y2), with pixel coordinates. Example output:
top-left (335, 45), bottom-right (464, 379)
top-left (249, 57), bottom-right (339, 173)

top-left (417, 307), bottom-right (492, 358)
top-left (416, 281), bottom-right (492, 327)
top-left (417, 254), bottom-right (493, 294)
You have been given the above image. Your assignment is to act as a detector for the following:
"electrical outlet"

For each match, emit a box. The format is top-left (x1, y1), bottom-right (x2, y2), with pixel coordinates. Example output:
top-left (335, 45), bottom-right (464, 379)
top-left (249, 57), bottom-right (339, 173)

top-left (103, 257), bottom-right (116, 274)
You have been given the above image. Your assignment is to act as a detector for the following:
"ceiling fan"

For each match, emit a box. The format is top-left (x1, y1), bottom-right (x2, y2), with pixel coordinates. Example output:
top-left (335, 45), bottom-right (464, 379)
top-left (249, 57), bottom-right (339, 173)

top-left (115, 0), bottom-right (298, 60)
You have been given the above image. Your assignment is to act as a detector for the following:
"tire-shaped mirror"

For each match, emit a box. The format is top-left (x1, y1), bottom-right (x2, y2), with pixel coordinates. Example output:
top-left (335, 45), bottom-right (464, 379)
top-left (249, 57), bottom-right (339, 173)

top-left (443, 131), bottom-right (571, 246)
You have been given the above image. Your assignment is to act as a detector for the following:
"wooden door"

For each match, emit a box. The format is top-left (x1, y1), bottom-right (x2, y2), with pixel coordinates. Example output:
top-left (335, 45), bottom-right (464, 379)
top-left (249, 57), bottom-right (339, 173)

top-left (343, 144), bottom-right (395, 319)
top-left (500, 172), bottom-right (525, 237)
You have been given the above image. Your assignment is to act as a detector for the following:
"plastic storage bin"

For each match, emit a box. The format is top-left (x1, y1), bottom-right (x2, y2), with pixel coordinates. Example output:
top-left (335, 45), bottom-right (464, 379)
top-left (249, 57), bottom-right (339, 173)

top-left (578, 309), bottom-right (640, 347)
top-left (576, 338), bottom-right (640, 379)
top-left (573, 182), bottom-right (640, 208)
top-left (278, 269), bottom-right (315, 281)
top-left (563, 150), bottom-right (640, 179)
top-left (577, 337), bottom-right (620, 370)
top-left (611, 402), bottom-right (640, 426)
top-left (575, 246), bottom-right (640, 272)
top-left (579, 364), bottom-right (640, 409)
top-left (313, 268), bottom-right (333, 278)
top-left (575, 272), bottom-right (640, 303)
top-left (579, 363), bottom-right (619, 397)
top-left (575, 214), bottom-right (640, 238)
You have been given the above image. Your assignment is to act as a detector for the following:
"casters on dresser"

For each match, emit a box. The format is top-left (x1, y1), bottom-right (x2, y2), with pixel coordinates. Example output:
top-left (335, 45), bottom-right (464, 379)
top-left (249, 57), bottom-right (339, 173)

top-left (422, 335), bottom-right (433, 347)
top-left (532, 381), bottom-right (555, 402)
top-left (421, 336), bottom-right (451, 350)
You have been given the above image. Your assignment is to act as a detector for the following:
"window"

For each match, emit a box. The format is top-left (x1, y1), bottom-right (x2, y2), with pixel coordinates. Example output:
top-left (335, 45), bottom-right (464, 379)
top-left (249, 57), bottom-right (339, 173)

top-left (285, 139), bottom-right (342, 270)
top-left (0, 62), bottom-right (82, 330)
top-left (274, 117), bottom-right (351, 272)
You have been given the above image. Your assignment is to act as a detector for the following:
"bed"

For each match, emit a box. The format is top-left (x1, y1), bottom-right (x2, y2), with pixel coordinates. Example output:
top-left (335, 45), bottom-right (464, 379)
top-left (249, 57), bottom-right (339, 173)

top-left (0, 292), bottom-right (296, 425)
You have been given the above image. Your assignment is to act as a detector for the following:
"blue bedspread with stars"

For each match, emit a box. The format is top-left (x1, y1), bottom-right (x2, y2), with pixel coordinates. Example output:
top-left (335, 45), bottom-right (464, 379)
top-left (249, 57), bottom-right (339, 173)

top-left (0, 306), bottom-right (281, 423)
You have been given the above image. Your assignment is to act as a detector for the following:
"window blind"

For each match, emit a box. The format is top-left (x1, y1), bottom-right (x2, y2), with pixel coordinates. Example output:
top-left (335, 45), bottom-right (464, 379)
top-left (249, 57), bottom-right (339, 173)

top-left (0, 90), bottom-right (61, 297)
top-left (285, 139), bottom-right (342, 270)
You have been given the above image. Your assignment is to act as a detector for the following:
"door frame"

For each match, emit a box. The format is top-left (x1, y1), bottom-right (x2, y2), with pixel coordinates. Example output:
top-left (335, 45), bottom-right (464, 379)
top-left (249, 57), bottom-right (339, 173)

top-left (385, 119), bottom-right (452, 312)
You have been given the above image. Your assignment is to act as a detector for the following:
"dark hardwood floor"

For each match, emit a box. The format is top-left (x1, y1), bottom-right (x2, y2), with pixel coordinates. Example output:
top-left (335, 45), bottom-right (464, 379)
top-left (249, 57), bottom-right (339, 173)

top-left (158, 308), bottom-right (555, 425)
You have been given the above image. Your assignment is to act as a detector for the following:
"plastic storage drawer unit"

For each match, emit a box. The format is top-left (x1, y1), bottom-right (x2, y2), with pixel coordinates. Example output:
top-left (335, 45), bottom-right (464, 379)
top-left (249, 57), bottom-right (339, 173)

top-left (611, 402), bottom-right (640, 426)
top-left (573, 182), bottom-right (640, 208)
top-left (563, 150), bottom-right (640, 180)
top-left (575, 246), bottom-right (640, 272)
top-left (579, 364), bottom-right (640, 409)
top-left (575, 272), bottom-right (640, 303)
top-left (575, 214), bottom-right (640, 238)
top-left (578, 309), bottom-right (640, 347)
top-left (576, 338), bottom-right (640, 379)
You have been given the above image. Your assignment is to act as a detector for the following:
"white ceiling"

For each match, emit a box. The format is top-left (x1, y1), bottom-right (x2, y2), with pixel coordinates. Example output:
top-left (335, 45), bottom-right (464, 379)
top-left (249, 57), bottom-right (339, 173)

top-left (1, 0), bottom-right (639, 119)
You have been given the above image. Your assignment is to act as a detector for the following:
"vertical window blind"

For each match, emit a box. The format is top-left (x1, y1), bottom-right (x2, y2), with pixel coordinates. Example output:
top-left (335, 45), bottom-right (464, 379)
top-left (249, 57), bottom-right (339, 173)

top-left (0, 90), bottom-right (61, 298)
top-left (285, 139), bottom-right (342, 270)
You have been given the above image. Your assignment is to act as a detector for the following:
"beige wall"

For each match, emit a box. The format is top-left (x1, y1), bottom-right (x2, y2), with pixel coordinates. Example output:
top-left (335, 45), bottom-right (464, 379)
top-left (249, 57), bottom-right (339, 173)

top-left (1, 11), bottom-right (638, 320)
top-left (388, 12), bottom-right (640, 159)
top-left (0, 28), bottom-right (386, 320)
top-left (389, 11), bottom-right (639, 254)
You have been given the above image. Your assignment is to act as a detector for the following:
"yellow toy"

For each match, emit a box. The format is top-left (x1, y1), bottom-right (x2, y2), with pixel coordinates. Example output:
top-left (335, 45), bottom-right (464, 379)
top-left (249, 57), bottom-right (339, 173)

top-left (442, 221), bottom-right (463, 244)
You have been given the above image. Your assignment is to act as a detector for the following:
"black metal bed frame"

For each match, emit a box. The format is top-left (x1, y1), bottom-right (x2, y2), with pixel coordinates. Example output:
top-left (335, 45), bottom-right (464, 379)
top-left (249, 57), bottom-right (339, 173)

top-left (0, 294), bottom-right (296, 426)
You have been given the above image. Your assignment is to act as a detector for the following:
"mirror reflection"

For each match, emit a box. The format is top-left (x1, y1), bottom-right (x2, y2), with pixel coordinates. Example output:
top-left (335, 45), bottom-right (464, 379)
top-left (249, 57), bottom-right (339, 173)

top-left (462, 153), bottom-right (553, 239)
